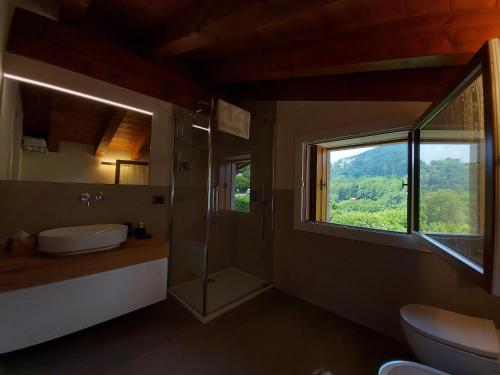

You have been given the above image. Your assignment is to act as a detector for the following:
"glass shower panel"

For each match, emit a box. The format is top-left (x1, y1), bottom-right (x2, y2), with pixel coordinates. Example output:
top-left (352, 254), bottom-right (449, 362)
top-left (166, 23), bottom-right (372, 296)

top-left (169, 107), bottom-right (210, 315)
top-left (206, 102), bottom-right (274, 314)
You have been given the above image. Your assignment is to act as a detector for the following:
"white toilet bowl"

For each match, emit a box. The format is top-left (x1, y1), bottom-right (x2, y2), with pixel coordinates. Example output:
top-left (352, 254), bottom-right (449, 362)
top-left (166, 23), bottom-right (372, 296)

top-left (379, 361), bottom-right (450, 375)
top-left (401, 304), bottom-right (500, 375)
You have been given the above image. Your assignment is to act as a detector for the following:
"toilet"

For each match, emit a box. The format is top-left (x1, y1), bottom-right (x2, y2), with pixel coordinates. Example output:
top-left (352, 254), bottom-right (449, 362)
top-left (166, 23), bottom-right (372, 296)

top-left (401, 304), bottom-right (500, 375)
top-left (378, 361), bottom-right (450, 375)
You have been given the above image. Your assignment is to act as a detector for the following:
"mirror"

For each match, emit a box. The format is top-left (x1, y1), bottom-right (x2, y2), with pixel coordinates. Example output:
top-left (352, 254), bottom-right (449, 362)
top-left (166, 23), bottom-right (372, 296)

top-left (0, 77), bottom-right (152, 185)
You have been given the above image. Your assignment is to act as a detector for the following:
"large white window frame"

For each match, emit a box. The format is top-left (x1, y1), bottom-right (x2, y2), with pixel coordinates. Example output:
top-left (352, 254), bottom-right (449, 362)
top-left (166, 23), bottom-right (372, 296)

top-left (294, 118), bottom-right (425, 252)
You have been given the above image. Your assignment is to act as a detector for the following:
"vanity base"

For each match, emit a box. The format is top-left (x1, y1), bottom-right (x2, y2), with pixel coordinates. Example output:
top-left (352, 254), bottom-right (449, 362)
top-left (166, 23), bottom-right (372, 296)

top-left (0, 258), bottom-right (168, 354)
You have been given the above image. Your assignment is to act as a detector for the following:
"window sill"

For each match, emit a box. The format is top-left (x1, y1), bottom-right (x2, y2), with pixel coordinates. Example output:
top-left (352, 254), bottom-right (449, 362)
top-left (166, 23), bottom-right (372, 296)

top-left (293, 221), bottom-right (430, 253)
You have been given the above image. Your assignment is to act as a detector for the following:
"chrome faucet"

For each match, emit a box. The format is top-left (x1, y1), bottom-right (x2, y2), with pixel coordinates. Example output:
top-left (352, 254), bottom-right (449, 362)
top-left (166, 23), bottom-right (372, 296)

top-left (95, 192), bottom-right (104, 202)
top-left (80, 192), bottom-right (91, 207)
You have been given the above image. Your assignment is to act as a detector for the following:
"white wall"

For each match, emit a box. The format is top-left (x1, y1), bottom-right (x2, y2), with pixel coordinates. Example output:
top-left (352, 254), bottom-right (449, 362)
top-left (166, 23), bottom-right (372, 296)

top-left (273, 100), bottom-right (500, 340)
top-left (276, 101), bottom-right (430, 189)
top-left (20, 142), bottom-right (149, 184)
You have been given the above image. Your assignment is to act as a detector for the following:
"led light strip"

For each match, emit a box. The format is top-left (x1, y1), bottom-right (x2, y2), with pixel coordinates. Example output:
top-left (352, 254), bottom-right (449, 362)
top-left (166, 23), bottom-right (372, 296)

top-left (192, 124), bottom-right (210, 132)
top-left (3, 73), bottom-right (154, 116)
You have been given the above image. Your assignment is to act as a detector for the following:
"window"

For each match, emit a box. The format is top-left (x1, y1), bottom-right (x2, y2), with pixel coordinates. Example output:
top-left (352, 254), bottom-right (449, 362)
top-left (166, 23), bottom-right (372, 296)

top-left (114, 160), bottom-right (149, 185)
top-left (329, 142), bottom-right (409, 232)
top-left (414, 65), bottom-right (493, 277)
top-left (233, 161), bottom-right (251, 213)
top-left (305, 132), bottom-right (410, 233)
top-left (218, 158), bottom-right (251, 213)
top-left (296, 39), bottom-right (500, 293)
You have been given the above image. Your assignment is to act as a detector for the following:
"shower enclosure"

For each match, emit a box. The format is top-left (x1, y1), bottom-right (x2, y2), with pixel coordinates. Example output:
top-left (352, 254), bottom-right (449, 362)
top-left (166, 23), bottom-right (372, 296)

top-left (168, 100), bottom-right (274, 319)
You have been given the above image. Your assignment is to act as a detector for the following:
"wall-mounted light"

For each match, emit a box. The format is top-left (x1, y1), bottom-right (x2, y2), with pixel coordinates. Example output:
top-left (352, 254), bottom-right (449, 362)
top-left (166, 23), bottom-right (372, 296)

top-left (3, 73), bottom-right (154, 116)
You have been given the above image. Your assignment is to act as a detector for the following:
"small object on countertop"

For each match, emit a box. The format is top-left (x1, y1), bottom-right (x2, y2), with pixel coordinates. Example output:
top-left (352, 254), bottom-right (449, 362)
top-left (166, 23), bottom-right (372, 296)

top-left (8, 230), bottom-right (37, 257)
top-left (134, 222), bottom-right (151, 240)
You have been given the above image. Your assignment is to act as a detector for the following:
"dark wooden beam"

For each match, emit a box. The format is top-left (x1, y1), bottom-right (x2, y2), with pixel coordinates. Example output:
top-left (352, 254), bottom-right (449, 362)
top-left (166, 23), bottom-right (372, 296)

top-left (151, 0), bottom-right (340, 59)
top-left (225, 66), bottom-right (465, 102)
top-left (131, 124), bottom-right (151, 161)
top-left (8, 9), bottom-right (211, 109)
top-left (95, 109), bottom-right (126, 157)
top-left (59, 0), bottom-right (92, 24)
top-left (205, 8), bottom-right (500, 83)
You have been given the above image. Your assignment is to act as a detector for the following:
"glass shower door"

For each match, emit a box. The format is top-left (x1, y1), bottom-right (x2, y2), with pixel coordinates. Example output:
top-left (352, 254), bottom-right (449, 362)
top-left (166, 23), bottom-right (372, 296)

top-left (205, 102), bottom-right (274, 315)
top-left (169, 107), bottom-right (210, 315)
top-left (169, 101), bottom-right (274, 318)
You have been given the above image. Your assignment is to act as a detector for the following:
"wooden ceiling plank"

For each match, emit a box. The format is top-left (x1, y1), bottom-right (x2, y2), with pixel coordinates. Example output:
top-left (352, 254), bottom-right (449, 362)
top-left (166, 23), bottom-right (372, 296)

top-left (450, 0), bottom-right (496, 10)
top-left (8, 9), bottom-right (212, 109)
top-left (204, 8), bottom-right (500, 83)
top-left (59, 0), bottom-right (92, 24)
top-left (131, 124), bottom-right (151, 161)
top-left (95, 109), bottom-right (126, 157)
top-left (403, 0), bottom-right (449, 16)
top-left (151, 0), bottom-right (353, 58)
top-left (361, 0), bottom-right (406, 23)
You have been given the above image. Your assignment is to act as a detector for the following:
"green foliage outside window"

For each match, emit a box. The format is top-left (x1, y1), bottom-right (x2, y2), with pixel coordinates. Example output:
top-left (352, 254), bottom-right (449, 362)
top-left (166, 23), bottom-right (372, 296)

top-left (329, 144), bottom-right (474, 233)
top-left (233, 163), bottom-right (250, 213)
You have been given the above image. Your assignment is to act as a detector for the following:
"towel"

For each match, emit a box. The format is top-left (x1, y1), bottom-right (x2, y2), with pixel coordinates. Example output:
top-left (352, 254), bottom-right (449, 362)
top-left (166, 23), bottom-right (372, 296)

top-left (22, 136), bottom-right (48, 153)
top-left (217, 99), bottom-right (251, 139)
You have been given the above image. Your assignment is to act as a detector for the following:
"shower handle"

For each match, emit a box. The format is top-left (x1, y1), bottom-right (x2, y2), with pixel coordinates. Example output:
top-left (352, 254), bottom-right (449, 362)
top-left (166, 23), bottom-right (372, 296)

top-left (210, 185), bottom-right (219, 223)
top-left (259, 184), bottom-right (266, 258)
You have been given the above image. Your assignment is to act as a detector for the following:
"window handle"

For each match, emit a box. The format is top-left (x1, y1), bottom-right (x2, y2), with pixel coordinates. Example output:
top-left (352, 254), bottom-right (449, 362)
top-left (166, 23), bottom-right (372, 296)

top-left (320, 178), bottom-right (327, 191)
top-left (401, 179), bottom-right (408, 189)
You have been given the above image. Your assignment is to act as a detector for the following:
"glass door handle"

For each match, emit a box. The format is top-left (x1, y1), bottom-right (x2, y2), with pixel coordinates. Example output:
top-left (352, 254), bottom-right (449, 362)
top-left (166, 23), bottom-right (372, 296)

top-left (210, 186), bottom-right (219, 223)
top-left (214, 186), bottom-right (219, 211)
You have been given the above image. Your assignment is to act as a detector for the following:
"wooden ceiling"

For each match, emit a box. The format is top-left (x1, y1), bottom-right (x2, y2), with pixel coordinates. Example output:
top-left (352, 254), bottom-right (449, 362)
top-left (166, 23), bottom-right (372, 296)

top-left (20, 83), bottom-right (151, 159)
top-left (8, 1), bottom-right (500, 104)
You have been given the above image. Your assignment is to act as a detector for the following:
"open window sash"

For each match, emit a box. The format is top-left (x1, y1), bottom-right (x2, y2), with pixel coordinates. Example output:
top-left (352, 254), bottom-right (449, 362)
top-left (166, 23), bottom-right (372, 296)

top-left (411, 40), bottom-right (497, 291)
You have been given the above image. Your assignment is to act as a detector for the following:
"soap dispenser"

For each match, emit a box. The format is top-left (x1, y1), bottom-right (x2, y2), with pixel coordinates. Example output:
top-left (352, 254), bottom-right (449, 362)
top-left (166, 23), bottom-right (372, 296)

top-left (134, 222), bottom-right (151, 239)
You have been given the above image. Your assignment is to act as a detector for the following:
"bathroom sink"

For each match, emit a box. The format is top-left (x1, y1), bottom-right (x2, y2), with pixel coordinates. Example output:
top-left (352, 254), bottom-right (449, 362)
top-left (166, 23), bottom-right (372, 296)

top-left (38, 224), bottom-right (128, 255)
top-left (379, 361), bottom-right (450, 375)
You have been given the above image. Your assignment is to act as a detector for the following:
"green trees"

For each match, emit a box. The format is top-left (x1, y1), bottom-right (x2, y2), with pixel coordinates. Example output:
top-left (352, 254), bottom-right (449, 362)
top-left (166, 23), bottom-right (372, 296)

top-left (328, 144), bottom-right (473, 234)
top-left (235, 164), bottom-right (250, 193)
top-left (420, 190), bottom-right (470, 233)
top-left (329, 144), bottom-right (408, 231)
top-left (234, 193), bottom-right (250, 212)
top-left (234, 163), bottom-right (251, 212)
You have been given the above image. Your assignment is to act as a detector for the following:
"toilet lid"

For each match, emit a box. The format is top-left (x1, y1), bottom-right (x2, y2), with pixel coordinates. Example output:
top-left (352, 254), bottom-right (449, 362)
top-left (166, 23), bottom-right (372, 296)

top-left (401, 304), bottom-right (500, 359)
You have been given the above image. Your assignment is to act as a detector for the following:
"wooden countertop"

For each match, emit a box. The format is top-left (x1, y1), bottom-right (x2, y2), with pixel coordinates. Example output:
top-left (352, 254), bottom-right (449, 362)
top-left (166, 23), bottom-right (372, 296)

top-left (0, 239), bottom-right (169, 292)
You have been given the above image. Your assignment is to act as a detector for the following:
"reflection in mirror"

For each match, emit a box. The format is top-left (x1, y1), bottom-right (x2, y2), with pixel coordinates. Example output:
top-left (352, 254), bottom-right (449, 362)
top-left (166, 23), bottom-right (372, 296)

top-left (0, 78), bottom-right (152, 185)
top-left (419, 74), bottom-right (485, 267)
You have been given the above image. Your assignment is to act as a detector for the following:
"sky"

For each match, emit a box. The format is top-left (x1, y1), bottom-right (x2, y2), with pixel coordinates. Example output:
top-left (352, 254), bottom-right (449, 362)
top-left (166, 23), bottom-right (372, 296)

top-left (329, 144), bottom-right (472, 165)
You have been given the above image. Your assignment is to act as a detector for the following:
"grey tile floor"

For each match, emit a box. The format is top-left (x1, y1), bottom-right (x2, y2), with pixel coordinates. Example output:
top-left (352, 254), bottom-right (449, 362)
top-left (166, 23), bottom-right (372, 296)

top-left (0, 289), bottom-right (413, 375)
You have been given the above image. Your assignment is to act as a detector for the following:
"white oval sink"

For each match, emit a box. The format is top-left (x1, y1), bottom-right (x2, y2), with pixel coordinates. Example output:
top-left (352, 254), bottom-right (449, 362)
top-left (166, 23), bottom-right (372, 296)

top-left (379, 361), bottom-right (450, 375)
top-left (38, 224), bottom-right (128, 255)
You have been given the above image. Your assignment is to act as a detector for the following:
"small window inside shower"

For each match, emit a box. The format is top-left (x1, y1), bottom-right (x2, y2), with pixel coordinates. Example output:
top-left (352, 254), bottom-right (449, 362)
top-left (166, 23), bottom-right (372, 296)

top-left (218, 157), bottom-right (251, 213)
